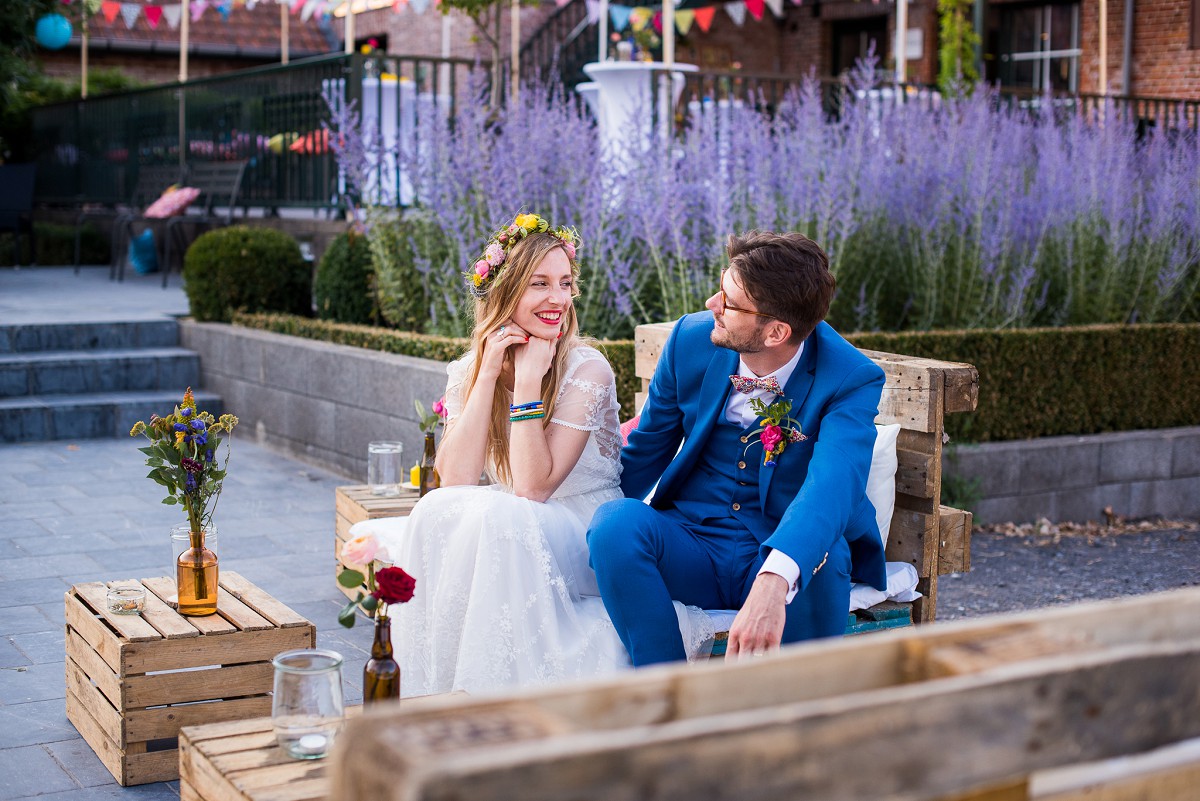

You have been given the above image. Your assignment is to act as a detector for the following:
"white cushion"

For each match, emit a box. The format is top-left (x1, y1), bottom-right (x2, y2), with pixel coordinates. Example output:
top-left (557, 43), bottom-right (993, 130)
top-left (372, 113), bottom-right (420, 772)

top-left (868, 423), bottom-right (900, 548)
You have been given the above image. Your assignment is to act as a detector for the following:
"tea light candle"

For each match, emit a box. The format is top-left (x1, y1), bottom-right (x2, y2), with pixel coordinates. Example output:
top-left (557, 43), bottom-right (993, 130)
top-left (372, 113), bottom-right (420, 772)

top-left (296, 734), bottom-right (328, 755)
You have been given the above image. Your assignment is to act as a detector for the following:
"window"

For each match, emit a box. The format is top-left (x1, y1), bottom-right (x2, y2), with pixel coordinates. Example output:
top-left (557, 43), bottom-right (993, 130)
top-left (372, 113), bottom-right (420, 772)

top-left (991, 3), bottom-right (1081, 92)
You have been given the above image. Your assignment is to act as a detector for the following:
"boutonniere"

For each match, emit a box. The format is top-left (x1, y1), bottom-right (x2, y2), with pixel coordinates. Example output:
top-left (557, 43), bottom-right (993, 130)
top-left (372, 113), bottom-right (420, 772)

top-left (745, 396), bottom-right (806, 468)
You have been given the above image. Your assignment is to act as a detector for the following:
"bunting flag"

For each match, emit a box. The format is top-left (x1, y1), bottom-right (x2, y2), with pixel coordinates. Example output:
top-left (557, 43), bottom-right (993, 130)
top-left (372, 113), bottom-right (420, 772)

top-left (693, 5), bottom-right (715, 32)
top-left (585, 0), bottom-right (601, 24)
top-left (744, 0), bottom-right (763, 21)
top-left (162, 3), bottom-right (182, 28)
top-left (299, 0), bottom-right (319, 20)
top-left (119, 1), bottom-right (141, 27)
top-left (651, 9), bottom-right (661, 34)
top-left (674, 8), bottom-right (694, 35)
top-left (609, 4), bottom-right (632, 32)
top-left (409, 0), bottom-right (430, 14)
top-left (392, 0), bottom-right (407, 10)
top-left (290, 0), bottom-right (305, 13)
top-left (724, 1), bottom-right (745, 26)
top-left (555, 0), bottom-right (571, 8)
top-left (629, 6), bottom-right (652, 32)
top-left (191, 0), bottom-right (208, 22)
top-left (144, 4), bottom-right (163, 27)
top-left (765, 0), bottom-right (784, 17)
top-left (100, 1), bottom-right (120, 23)
top-left (216, 0), bottom-right (233, 19)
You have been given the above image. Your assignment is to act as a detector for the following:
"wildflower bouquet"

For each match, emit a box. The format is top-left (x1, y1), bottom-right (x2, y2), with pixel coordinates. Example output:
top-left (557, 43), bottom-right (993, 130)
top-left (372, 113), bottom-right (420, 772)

top-left (130, 388), bottom-right (239, 539)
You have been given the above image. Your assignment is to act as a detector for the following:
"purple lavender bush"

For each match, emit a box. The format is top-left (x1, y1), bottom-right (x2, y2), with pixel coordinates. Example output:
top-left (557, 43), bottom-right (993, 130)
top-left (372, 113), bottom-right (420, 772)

top-left (327, 62), bottom-right (1199, 339)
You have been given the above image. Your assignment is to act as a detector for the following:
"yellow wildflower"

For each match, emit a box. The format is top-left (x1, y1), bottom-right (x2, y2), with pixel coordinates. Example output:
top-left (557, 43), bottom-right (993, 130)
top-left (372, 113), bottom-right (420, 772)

top-left (130, 421), bottom-right (146, 437)
top-left (176, 431), bottom-right (185, 446)
top-left (515, 213), bottom-right (539, 230)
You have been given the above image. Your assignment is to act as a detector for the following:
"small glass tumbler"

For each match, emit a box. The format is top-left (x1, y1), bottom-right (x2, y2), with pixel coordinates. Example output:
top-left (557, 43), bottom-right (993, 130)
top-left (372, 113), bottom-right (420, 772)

top-left (367, 441), bottom-right (403, 497)
top-left (106, 584), bottom-right (146, 615)
top-left (168, 524), bottom-right (218, 606)
top-left (272, 649), bottom-right (345, 760)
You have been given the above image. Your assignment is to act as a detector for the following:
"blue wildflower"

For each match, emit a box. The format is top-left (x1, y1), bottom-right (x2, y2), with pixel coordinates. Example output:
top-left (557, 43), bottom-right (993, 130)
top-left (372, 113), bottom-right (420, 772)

top-left (195, 434), bottom-right (208, 447)
top-left (181, 407), bottom-right (193, 418)
top-left (173, 423), bottom-right (188, 432)
top-left (191, 419), bottom-right (206, 431)
top-left (205, 449), bottom-right (214, 463)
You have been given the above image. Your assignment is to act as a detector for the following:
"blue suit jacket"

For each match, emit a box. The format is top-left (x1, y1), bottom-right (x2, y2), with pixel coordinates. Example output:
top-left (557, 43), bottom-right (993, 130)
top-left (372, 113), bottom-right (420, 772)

top-left (621, 312), bottom-right (888, 594)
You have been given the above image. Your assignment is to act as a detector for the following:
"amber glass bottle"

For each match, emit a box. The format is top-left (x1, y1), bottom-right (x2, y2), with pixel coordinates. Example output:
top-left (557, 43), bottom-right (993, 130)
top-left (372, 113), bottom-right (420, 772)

top-left (363, 614), bottom-right (400, 703)
top-left (418, 432), bottom-right (440, 497)
top-left (176, 527), bottom-right (218, 616)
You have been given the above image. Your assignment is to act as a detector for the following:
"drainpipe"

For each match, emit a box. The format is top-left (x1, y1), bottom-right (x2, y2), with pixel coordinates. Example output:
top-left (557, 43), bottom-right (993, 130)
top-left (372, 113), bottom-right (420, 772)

top-left (1121, 0), bottom-right (1133, 95)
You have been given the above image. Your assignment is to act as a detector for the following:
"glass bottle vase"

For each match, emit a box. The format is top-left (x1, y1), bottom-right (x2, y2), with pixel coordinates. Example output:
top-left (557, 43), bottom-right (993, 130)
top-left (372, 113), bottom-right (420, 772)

top-left (176, 525), bottom-right (219, 616)
top-left (362, 614), bottom-right (400, 703)
top-left (418, 431), bottom-right (439, 498)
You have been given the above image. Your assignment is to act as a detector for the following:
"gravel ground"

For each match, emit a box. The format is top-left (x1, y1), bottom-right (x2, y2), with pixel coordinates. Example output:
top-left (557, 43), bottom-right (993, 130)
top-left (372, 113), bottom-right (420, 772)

top-left (937, 519), bottom-right (1200, 621)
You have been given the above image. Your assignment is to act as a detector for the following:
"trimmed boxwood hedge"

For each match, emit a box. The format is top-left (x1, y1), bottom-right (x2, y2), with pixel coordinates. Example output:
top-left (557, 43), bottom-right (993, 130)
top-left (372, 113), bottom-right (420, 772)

top-left (233, 314), bottom-right (1200, 444)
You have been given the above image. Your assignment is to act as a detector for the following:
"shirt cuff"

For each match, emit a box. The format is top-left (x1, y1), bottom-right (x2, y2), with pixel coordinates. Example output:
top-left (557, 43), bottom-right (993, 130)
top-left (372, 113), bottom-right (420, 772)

top-left (759, 549), bottom-right (801, 604)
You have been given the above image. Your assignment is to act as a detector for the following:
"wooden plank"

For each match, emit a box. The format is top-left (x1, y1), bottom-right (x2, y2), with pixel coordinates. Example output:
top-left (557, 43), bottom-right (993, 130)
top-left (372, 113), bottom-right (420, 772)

top-left (65, 627), bottom-right (122, 709)
top-left (64, 589), bottom-right (122, 673)
top-left (334, 639), bottom-right (1200, 801)
top-left (877, 385), bottom-right (941, 433)
top-left (886, 507), bottom-right (938, 575)
top-left (215, 587), bottom-right (275, 632)
top-left (65, 684), bottom-right (127, 784)
top-left (335, 486), bottom-right (419, 527)
top-left (72, 582), bottom-right (162, 643)
top-left (914, 575), bottom-right (937, 623)
top-left (936, 780), bottom-right (1031, 801)
top-left (137, 578), bottom-right (202, 640)
top-left (65, 655), bottom-right (124, 743)
top-left (123, 748), bottom-right (180, 786)
top-left (141, 577), bottom-right (239, 636)
top-left (120, 624), bottom-right (312, 675)
top-left (125, 662), bottom-right (274, 708)
top-left (219, 571), bottom-right (311, 629)
top-left (125, 695), bottom-right (273, 742)
top-left (1033, 737), bottom-right (1200, 800)
top-left (896, 446), bottom-right (937, 499)
top-left (938, 505), bottom-right (973, 575)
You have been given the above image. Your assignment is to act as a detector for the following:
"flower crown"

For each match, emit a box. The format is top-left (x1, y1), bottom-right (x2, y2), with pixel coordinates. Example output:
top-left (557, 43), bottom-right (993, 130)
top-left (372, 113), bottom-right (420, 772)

top-left (466, 213), bottom-right (580, 298)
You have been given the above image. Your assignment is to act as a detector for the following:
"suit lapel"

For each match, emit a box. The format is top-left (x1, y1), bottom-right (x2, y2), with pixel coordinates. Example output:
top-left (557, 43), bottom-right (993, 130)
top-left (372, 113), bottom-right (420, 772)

top-left (759, 332), bottom-right (818, 506)
top-left (693, 348), bottom-right (740, 446)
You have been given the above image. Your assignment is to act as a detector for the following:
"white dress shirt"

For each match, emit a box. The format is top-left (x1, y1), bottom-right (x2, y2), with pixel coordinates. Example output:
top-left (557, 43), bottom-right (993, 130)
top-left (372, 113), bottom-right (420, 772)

top-left (724, 344), bottom-right (805, 603)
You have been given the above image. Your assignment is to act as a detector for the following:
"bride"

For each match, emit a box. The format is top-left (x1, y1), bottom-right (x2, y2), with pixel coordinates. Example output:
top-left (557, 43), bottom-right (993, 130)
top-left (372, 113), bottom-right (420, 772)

top-left (381, 213), bottom-right (633, 696)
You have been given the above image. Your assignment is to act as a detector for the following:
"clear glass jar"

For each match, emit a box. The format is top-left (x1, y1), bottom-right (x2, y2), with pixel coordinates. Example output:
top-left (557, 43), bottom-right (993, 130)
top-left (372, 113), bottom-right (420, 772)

top-left (271, 649), bottom-right (345, 760)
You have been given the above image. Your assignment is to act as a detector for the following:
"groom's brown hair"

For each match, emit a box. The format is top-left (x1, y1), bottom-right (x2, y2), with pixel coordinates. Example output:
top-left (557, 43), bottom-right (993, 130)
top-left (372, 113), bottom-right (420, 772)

top-left (726, 231), bottom-right (836, 344)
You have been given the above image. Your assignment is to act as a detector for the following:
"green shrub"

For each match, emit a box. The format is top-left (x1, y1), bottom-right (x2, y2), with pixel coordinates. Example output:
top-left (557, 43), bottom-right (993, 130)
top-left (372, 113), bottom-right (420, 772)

top-left (184, 226), bottom-right (311, 323)
top-left (314, 229), bottom-right (376, 324)
top-left (0, 222), bottom-right (109, 266)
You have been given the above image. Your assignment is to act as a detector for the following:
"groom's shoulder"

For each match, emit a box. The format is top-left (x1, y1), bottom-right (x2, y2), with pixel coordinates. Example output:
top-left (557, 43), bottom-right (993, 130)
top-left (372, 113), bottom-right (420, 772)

top-left (673, 312), bottom-right (717, 344)
top-left (813, 322), bottom-right (881, 376)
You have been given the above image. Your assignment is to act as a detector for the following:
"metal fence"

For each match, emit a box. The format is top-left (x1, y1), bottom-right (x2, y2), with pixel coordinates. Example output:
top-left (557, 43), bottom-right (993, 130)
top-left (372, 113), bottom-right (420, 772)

top-left (30, 53), bottom-right (486, 210)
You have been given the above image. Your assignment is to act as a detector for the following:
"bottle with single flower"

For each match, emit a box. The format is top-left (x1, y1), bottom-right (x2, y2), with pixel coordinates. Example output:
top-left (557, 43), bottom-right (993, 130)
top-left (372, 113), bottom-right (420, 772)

top-left (416, 398), bottom-right (446, 498)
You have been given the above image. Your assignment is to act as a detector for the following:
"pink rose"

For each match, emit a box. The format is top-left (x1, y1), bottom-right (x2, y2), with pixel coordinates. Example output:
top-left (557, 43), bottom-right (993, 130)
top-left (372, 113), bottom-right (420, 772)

top-left (432, 398), bottom-right (446, 417)
top-left (485, 242), bottom-right (506, 266)
top-left (760, 424), bottom-right (783, 452)
top-left (340, 534), bottom-right (379, 569)
top-left (562, 241), bottom-right (576, 260)
top-left (474, 259), bottom-right (490, 278)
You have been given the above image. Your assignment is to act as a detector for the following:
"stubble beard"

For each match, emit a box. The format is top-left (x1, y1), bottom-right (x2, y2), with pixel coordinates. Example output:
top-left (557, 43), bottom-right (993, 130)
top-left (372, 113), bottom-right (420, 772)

top-left (711, 322), bottom-right (766, 354)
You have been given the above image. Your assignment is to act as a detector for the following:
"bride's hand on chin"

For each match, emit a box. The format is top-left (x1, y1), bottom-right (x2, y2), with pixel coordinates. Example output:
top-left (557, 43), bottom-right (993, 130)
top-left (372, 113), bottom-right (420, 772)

top-left (478, 321), bottom-right (528, 381)
top-left (512, 334), bottom-right (556, 387)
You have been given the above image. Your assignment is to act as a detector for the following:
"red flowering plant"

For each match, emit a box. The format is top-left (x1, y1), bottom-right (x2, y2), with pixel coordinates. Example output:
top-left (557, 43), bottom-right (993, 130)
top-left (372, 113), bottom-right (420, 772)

top-left (336, 532), bottom-right (416, 627)
top-left (745, 396), bottom-right (806, 468)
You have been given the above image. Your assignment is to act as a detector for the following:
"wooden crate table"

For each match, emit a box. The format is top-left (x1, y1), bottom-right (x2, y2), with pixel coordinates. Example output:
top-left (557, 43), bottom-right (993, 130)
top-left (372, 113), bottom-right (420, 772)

top-left (179, 707), bottom-right (362, 801)
top-left (334, 485), bottom-right (419, 604)
top-left (64, 570), bottom-right (316, 786)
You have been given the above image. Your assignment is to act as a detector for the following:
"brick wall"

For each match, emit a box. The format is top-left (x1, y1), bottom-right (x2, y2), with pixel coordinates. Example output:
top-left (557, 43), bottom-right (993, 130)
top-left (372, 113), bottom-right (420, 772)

top-left (351, 4), bottom-right (560, 62)
top-left (38, 51), bottom-right (281, 86)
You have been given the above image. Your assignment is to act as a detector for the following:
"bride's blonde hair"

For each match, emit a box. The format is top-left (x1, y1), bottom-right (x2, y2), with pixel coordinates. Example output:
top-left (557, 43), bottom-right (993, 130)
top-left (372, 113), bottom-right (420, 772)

top-left (463, 232), bottom-right (582, 486)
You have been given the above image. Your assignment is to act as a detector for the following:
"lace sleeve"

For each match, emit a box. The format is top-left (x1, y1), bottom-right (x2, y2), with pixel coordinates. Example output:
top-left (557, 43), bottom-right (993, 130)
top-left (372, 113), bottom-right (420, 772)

top-left (551, 348), bottom-right (619, 433)
top-left (443, 354), bottom-right (472, 425)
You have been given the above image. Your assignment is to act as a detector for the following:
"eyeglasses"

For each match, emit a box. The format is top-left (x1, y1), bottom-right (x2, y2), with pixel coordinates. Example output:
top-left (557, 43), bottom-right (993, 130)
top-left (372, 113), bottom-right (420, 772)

top-left (718, 269), bottom-right (775, 319)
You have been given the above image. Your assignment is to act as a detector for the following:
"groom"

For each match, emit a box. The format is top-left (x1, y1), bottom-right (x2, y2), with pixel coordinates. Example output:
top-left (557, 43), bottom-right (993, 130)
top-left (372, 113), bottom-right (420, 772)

top-left (588, 231), bottom-right (888, 665)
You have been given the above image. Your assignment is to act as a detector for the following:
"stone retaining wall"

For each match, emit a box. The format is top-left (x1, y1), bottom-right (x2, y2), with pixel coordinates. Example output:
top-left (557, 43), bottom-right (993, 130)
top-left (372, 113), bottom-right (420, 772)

top-left (180, 321), bottom-right (448, 480)
top-left (945, 427), bottom-right (1200, 525)
top-left (181, 321), bottom-right (1200, 524)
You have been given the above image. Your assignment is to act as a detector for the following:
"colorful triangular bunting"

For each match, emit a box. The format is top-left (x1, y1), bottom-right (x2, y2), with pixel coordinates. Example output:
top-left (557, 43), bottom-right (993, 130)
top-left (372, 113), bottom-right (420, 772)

top-left (724, 1), bottom-right (745, 25)
top-left (100, 1), bottom-right (120, 23)
top-left (119, 2), bottom-right (140, 27)
top-left (585, 0), bottom-right (601, 24)
top-left (745, 0), bottom-right (764, 21)
top-left (144, 4), bottom-right (163, 28)
top-left (162, 3), bottom-right (182, 28)
top-left (410, 0), bottom-right (430, 14)
top-left (629, 7), bottom-right (652, 32)
top-left (609, 4), bottom-right (632, 32)
top-left (765, 0), bottom-right (784, 17)
top-left (191, 0), bottom-right (209, 22)
top-left (693, 6), bottom-right (715, 31)
top-left (674, 8), bottom-right (694, 35)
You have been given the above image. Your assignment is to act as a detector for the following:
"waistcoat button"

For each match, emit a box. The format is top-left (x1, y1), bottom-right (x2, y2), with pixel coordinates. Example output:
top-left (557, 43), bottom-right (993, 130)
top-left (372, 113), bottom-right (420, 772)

top-left (740, 436), bottom-right (749, 443)
top-left (737, 460), bottom-right (746, 469)
top-left (732, 502), bottom-right (741, 511)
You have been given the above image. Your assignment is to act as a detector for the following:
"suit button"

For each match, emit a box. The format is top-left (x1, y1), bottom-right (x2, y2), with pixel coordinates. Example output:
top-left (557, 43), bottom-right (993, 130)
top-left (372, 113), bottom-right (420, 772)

top-left (740, 436), bottom-right (749, 443)
top-left (732, 503), bottom-right (741, 511)
top-left (737, 461), bottom-right (746, 469)
top-left (738, 481), bottom-right (747, 486)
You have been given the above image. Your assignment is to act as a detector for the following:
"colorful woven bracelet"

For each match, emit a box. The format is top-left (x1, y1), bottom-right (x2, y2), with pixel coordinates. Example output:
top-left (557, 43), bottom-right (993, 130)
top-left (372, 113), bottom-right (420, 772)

top-left (510, 401), bottom-right (544, 412)
top-left (510, 410), bottom-right (545, 422)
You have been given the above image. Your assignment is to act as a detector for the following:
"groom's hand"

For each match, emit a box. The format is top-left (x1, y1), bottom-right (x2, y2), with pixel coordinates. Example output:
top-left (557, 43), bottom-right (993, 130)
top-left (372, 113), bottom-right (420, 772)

top-left (726, 573), bottom-right (788, 661)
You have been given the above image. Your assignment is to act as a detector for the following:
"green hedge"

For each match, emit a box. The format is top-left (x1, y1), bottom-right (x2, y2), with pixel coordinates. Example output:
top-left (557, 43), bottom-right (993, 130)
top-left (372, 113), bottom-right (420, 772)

top-left (845, 324), bottom-right (1200, 443)
top-left (233, 315), bottom-right (1200, 443)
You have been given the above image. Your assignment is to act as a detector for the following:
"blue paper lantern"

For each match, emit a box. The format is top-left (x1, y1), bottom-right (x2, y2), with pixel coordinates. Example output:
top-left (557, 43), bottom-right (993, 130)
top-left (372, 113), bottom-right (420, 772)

top-left (36, 14), bottom-right (73, 51)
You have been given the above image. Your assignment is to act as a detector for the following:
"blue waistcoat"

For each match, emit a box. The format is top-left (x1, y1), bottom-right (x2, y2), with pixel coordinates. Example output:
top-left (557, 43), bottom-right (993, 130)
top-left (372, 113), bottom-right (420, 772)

top-left (672, 417), bottom-right (772, 539)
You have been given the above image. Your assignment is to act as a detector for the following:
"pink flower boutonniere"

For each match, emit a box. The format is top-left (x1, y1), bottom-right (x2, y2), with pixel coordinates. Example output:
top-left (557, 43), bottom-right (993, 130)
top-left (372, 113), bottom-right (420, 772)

top-left (746, 396), bottom-right (806, 467)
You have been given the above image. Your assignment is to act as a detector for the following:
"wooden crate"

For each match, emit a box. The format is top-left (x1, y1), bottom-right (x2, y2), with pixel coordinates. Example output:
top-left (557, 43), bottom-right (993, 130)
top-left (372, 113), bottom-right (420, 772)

top-left (334, 485), bottom-right (420, 604)
top-left (179, 707), bottom-right (363, 801)
top-left (64, 570), bottom-right (315, 786)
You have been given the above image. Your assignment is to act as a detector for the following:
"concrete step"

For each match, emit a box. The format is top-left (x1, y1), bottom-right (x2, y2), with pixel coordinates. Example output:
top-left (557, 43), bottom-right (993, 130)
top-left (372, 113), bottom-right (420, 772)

top-left (0, 389), bottom-right (223, 443)
top-left (0, 320), bottom-right (179, 354)
top-left (0, 348), bottom-right (201, 398)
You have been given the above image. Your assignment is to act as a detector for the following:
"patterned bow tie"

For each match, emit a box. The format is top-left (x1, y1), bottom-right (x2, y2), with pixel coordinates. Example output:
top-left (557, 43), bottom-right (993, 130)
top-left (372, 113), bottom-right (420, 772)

top-left (729, 374), bottom-right (783, 395)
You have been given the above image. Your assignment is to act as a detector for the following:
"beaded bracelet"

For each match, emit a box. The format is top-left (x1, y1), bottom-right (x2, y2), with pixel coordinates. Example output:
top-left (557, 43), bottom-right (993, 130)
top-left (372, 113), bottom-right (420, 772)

top-left (510, 410), bottom-right (545, 422)
top-left (510, 401), bottom-right (544, 412)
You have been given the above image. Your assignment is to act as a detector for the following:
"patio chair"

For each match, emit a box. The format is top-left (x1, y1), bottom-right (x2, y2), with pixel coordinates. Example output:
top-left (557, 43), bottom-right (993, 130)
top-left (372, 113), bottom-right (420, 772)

top-left (162, 160), bottom-right (248, 287)
top-left (93, 164), bottom-right (186, 281)
top-left (0, 164), bottom-right (37, 266)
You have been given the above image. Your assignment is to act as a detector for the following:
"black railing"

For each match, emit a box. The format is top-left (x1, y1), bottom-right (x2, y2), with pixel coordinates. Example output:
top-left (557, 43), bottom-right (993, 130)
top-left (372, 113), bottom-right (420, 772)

top-left (30, 53), bottom-right (487, 210)
top-left (519, 0), bottom-right (595, 90)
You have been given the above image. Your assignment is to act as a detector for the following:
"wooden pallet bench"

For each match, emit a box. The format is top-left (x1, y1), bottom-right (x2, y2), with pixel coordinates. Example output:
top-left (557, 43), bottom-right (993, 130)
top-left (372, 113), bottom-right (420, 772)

top-left (329, 587), bottom-right (1200, 801)
top-left (64, 571), bottom-right (315, 786)
top-left (634, 321), bottom-right (980, 622)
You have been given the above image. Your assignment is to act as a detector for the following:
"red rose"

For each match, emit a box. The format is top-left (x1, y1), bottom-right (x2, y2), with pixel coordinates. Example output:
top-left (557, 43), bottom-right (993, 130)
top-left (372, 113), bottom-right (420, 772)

top-left (373, 566), bottom-right (416, 605)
